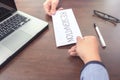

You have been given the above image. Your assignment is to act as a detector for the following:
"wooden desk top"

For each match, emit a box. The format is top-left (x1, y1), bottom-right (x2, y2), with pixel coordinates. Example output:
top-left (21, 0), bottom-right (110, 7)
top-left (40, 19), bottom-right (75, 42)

top-left (0, 0), bottom-right (120, 80)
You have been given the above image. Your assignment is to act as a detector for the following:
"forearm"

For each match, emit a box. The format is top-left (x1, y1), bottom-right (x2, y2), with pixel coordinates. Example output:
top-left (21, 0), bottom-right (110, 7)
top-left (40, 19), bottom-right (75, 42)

top-left (80, 61), bottom-right (109, 80)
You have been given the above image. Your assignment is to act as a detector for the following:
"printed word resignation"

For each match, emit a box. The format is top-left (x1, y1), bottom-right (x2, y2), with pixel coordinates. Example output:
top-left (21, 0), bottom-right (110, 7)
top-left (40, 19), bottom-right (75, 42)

top-left (60, 12), bottom-right (73, 42)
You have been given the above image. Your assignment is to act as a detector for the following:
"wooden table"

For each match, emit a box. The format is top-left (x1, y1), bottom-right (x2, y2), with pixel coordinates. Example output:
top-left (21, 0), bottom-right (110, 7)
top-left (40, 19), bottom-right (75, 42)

top-left (0, 0), bottom-right (120, 80)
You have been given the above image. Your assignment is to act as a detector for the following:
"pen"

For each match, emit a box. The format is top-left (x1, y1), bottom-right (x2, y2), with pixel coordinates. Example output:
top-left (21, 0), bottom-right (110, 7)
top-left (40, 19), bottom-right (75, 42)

top-left (94, 23), bottom-right (106, 48)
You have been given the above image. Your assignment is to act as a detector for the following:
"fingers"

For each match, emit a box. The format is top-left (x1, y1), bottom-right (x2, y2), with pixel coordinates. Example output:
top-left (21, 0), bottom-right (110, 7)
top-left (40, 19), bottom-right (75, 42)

top-left (50, 1), bottom-right (59, 15)
top-left (68, 36), bottom-right (83, 57)
top-left (68, 46), bottom-right (78, 56)
top-left (43, 1), bottom-right (51, 16)
top-left (43, 0), bottom-right (59, 16)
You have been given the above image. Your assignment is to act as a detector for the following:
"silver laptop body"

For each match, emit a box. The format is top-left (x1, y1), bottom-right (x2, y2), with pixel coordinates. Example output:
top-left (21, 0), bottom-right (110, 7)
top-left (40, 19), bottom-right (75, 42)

top-left (0, 0), bottom-right (48, 66)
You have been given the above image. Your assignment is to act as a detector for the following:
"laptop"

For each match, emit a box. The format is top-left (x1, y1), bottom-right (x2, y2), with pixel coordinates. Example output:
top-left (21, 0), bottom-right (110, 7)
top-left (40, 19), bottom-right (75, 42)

top-left (0, 0), bottom-right (48, 67)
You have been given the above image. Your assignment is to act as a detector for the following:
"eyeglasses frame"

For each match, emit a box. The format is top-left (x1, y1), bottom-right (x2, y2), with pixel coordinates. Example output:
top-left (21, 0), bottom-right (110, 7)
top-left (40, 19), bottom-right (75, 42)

top-left (93, 10), bottom-right (120, 25)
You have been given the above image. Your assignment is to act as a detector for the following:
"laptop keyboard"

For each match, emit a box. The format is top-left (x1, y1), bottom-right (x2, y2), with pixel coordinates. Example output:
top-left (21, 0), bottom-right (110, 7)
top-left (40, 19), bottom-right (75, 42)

top-left (0, 14), bottom-right (30, 41)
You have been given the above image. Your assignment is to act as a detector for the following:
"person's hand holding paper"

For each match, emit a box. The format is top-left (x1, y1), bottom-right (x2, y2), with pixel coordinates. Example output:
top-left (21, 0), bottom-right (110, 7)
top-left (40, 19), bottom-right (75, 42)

top-left (52, 9), bottom-right (82, 47)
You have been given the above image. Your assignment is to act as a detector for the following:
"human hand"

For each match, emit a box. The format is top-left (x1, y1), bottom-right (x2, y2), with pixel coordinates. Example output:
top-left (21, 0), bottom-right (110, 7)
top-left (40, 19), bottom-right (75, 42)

top-left (43, 0), bottom-right (61, 16)
top-left (68, 36), bottom-right (101, 64)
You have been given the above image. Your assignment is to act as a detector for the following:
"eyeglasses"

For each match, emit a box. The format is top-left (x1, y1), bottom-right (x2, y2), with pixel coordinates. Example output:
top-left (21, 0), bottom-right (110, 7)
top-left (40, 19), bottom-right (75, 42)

top-left (93, 10), bottom-right (120, 25)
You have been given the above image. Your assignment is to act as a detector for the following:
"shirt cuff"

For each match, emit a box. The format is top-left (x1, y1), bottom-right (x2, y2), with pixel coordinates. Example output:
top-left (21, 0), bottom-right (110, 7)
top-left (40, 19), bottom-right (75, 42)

top-left (80, 61), bottom-right (106, 73)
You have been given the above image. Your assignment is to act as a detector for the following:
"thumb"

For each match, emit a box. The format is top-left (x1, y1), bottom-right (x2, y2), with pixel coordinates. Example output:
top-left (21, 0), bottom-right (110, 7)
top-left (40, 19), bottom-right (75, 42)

top-left (76, 36), bottom-right (83, 45)
top-left (77, 36), bottom-right (83, 42)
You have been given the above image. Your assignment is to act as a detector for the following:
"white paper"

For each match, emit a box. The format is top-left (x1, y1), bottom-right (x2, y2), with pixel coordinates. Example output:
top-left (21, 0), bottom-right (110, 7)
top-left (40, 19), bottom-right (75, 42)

top-left (52, 9), bottom-right (82, 47)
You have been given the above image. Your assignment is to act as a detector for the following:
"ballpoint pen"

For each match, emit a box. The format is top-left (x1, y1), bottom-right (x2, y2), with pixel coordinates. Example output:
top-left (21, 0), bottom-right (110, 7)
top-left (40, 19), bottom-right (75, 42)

top-left (94, 23), bottom-right (106, 48)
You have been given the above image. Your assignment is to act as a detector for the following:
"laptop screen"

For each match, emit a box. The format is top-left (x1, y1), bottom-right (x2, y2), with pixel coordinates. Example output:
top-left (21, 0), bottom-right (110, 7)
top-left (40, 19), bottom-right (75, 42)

top-left (0, 0), bottom-right (17, 22)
